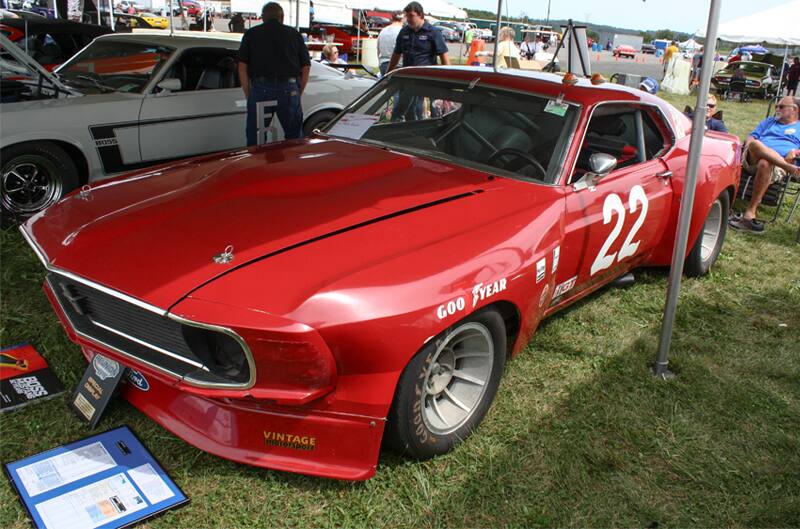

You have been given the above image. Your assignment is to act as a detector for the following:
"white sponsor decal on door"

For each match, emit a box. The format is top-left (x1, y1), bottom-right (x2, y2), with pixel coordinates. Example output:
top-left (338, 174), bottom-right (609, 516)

top-left (536, 258), bottom-right (546, 283)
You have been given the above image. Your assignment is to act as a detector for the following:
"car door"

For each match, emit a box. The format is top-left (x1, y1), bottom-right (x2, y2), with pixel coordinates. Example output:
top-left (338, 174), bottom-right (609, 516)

top-left (552, 103), bottom-right (674, 304)
top-left (138, 46), bottom-right (247, 164)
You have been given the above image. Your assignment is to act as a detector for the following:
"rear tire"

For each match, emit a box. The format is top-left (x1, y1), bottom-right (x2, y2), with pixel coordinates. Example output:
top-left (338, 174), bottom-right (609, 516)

top-left (1, 142), bottom-right (79, 226)
top-left (385, 309), bottom-right (506, 459)
top-left (303, 110), bottom-right (338, 136)
top-left (685, 191), bottom-right (729, 277)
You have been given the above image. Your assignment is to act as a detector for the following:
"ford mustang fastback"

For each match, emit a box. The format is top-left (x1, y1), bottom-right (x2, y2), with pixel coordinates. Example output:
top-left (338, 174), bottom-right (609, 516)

top-left (21, 66), bottom-right (740, 480)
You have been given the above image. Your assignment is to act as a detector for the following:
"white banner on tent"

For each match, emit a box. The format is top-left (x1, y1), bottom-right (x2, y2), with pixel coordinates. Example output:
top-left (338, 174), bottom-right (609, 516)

top-left (231, 0), bottom-right (310, 25)
top-left (314, 0), bottom-right (353, 25)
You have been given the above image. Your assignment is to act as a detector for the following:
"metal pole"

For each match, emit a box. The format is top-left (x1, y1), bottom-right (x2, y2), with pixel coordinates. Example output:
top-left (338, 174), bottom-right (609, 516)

top-left (169, 0), bottom-right (174, 35)
top-left (492, 0), bottom-right (502, 72)
top-left (546, 0), bottom-right (551, 25)
top-left (356, 9), bottom-right (361, 63)
top-left (295, 0), bottom-right (301, 30)
top-left (770, 45), bottom-right (789, 116)
top-left (653, 0), bottom-right (723, 379)
top-left (203, 0), bottom-right (207, 31)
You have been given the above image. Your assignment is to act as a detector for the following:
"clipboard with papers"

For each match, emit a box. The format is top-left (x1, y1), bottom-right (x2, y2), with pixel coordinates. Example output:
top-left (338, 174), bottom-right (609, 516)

top-left (4, 426), bottom-right (187, 529)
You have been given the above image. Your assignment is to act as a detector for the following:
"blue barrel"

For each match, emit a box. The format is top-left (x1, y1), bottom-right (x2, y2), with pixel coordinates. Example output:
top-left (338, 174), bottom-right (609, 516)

top-left (655, 49), bottom-right (663, 58)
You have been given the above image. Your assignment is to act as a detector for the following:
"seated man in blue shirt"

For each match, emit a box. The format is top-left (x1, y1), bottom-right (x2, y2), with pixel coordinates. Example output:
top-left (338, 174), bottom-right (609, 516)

top-left (730, 96), bottom-right (800, 232)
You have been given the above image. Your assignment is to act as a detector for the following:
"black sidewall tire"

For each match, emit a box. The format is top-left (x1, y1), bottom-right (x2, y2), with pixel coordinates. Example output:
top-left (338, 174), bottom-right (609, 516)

top-left (1, 142), bottom-right (80, 226)
top-left (385, 309), bottom-right (507, 460)
top-left (685, 191), bottom-right (729, 277)
top-left (303, 110), bottom-right (338, 136)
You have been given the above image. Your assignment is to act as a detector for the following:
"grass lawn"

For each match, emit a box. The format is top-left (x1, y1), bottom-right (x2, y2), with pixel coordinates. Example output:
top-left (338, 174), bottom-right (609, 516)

top-left (1, 92), bottom-right (799, 528)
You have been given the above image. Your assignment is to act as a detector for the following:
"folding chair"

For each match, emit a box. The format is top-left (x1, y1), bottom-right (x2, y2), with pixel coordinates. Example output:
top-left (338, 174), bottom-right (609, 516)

top-left (739, 159), bottom-right (800, 222)
top-left (727, 78), bottom-right (750, 102)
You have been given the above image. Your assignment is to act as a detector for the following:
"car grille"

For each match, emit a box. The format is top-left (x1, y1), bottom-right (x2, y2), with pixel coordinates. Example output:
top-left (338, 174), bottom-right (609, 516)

top-left (47, 272), bottom-right (250, 387)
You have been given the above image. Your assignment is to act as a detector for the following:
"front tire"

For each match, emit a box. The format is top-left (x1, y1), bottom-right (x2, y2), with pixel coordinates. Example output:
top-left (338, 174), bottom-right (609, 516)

top-left (303, 110), bottom-right (338, 136)
top-left (685, 191), bottom-right (729, 277)
top-left (385, 309), bottom-right (506, 459)
top-left (1, 142), bottom-right (79, 225)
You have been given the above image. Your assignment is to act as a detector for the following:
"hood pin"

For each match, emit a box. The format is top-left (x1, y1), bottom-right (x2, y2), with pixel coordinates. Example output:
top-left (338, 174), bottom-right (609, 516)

top-left (213, 245), bottom-right (235, 264)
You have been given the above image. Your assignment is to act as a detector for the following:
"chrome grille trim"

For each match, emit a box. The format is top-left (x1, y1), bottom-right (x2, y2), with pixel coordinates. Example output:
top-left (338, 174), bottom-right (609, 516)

top-left (23, 226), bottom-right (257, 390)
top-left (90, 319), bottom-right (209, 371)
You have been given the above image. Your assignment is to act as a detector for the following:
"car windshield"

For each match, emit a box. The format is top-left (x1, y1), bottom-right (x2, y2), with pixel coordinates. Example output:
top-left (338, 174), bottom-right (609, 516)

top-left (57, 40), bottom-right (174, 93)
top-left (723, 62), bottom-right (768, 76)
top-left (322, 75), bottom-right (579, 184)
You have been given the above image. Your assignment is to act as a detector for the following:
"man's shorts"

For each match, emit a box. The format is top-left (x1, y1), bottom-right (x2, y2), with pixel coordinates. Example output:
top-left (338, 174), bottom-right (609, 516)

top-left (743, 148), bottom-right (786, 184)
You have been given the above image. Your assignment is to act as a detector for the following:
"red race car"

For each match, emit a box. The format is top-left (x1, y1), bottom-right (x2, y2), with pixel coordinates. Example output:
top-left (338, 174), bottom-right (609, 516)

top-left (21, 67), bottom-right (740, 481)
top-left (613, 44), bottom-right (637, 59)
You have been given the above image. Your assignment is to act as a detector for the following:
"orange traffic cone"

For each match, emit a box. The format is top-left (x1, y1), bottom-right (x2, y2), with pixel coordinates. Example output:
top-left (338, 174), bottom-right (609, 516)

top-left (467, 39), bottom-right (485, 66)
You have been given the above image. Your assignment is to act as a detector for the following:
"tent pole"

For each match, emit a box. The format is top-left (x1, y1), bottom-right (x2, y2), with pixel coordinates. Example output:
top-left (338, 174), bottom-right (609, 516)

top-left (653, 0), bottom-right (722, 379)
top-left (492, 0), bottom-right (502, 72)
top-left (769, 45), bottom-right (789, 117)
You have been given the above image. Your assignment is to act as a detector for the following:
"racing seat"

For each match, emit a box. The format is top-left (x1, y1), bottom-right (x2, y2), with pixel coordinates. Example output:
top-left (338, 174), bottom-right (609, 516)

top-left (196, 66), bottom-right (222, 90)
top-left (576, 115), bottom-right (638, 171)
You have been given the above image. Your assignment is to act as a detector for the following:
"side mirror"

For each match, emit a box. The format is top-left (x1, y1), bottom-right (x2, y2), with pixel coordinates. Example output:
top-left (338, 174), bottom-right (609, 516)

top-left (573, 153), bottom-right (618, 192)
top-left (156, 78), bottom-right (181, 92)
top-left (589, 152), bottom-right (618, 176)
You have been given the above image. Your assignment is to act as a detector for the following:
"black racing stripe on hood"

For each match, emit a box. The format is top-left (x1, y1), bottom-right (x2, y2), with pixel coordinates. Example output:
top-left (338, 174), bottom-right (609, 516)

top-left (167, 189), bottom-right (482, 312)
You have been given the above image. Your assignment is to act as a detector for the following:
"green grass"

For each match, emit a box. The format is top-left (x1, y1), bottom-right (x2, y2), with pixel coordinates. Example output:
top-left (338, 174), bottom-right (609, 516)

top-left (1, 96), bottom-right (799, 528)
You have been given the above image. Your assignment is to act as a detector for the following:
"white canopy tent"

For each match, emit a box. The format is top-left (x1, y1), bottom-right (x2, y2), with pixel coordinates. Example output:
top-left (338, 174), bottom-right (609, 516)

top-left (697, 0), bottom-right (800, 45)
top-left (679, 38), bottom-right (702, 51)
top-left (697, 1), bottom-right (800, 102)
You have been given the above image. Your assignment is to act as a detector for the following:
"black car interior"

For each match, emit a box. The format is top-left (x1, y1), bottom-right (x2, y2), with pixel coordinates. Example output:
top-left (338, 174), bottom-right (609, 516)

top-left (357, 80), bottom-right (578, 183)
top-left (167, 48), bottom-right (241, 92)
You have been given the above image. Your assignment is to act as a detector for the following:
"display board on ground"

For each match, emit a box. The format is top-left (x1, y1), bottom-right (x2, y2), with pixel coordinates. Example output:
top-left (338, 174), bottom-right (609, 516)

top-left (4, 426), bottom-right (188, 529)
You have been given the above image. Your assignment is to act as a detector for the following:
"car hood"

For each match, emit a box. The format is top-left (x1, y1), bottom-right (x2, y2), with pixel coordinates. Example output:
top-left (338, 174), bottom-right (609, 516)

top-left (23, 138), bottom-right (491, 309)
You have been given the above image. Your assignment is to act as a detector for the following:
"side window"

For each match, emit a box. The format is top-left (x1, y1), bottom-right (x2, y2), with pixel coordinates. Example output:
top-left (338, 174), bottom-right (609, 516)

top-left (167, 48), bottom-right (241, 92)
top-left (574, 104), bottom-right (669, 179)
top-left (641, 109), bottom-right (671, 159)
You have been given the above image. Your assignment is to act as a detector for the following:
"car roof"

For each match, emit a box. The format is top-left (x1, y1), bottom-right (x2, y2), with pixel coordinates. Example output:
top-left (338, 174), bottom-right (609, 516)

top-left (94, 30), bottom-right (243, 49)
top-left (393, 66), bottom-right (660, 107)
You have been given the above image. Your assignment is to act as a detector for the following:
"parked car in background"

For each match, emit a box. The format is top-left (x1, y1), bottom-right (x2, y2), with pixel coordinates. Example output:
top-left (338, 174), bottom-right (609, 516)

top-left (0, 31), bottom-right (375, 220)
top-left (711, 61), bottom-right (777, 99)
top-left (641, 43), bottom-right (656, 54)
top-left (20, 66), bottom-right (740, 481)
top-left (434, 25), bottom-right (459, 42)
top-left (366, 15), bottom-right (389, 29)
top-left (435, 20), bottom-right (462, 39)
top-left (0, 17), bottom-right (111, 71)
top-left (310, 24), bottom-right (371, 55)
top-left (613, 44), bottom-right (636, 59)
top-left (134, 12), bottom-right (169, 29)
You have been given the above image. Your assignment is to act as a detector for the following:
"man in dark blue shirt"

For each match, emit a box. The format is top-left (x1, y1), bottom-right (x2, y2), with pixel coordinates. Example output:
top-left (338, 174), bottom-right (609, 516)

top-left (238, 2), bottom-right (311, 145)
top-left (386, 2), bottom-right (449, 72)
top-left (385, 2), bottom-right (449, 121)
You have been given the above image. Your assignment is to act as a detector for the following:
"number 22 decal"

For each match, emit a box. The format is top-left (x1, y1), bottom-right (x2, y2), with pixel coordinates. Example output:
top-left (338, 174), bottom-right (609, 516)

top-left (590, 185), bottom-right (649, 275)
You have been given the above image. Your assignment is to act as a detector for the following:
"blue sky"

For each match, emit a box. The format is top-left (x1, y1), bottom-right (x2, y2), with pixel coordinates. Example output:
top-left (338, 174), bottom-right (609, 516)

top-left (457, 0), bottom-right (790, 34)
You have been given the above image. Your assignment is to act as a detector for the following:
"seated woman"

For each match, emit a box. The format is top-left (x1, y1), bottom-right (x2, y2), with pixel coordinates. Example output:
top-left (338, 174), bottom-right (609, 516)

top-left (683, 94), bottom-right (728, 133)
top-left (320, 44), bottom-right (347, 65)
top-left (494, 27), bottom-right (521, 69)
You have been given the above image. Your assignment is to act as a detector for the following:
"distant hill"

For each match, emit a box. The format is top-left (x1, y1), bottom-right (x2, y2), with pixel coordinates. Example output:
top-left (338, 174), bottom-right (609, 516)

top-left (462, 9), bottom-right (693, 42)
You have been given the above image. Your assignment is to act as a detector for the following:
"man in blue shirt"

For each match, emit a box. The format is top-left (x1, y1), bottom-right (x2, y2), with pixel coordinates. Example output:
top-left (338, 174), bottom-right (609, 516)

top-left (730, 96), bottom-right (800, 232)
top-left (385, 2), bottom-right (450, 121)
